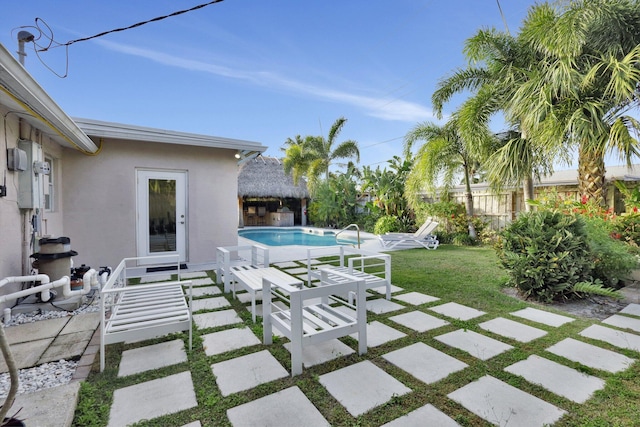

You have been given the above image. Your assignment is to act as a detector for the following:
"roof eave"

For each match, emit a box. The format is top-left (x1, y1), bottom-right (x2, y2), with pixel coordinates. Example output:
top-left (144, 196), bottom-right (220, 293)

top-left (74, 117), bottom-right (268, 153)
top-left (0, 43), bottom-right (97, 153)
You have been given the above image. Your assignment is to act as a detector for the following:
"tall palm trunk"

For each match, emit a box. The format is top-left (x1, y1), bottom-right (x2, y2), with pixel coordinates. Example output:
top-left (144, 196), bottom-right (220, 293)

top-left (578, 143), bottom-right (607, 205)
top-left (463, 164), bottom-right (478, 239)
top-left (523, 174), bottom-right (535, 212)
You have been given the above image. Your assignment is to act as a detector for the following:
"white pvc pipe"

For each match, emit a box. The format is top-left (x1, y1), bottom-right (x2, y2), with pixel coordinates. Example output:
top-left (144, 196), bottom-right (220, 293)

top-left (0, 275), bottom-right (67, 304)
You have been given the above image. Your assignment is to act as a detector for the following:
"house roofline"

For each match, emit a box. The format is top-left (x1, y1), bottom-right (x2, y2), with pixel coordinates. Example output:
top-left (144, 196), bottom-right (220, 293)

top-left (0, 43), bottom-right (98, 153)
top-left (73, 117), bottom-right (268, 153)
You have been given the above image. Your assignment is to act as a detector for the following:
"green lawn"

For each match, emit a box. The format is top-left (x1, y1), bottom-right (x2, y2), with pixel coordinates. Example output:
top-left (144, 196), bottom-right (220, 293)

top-left (74, 245), bottom-right (640, 426)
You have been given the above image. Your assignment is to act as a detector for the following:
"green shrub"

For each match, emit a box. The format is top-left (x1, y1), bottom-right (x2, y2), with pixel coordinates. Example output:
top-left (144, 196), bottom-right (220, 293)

top-left (374, 215), bottom-right (401, 234)
top-left (497, 210), bottom-right (593, 302)
top-left (584, 218), bottom-right (638, 288)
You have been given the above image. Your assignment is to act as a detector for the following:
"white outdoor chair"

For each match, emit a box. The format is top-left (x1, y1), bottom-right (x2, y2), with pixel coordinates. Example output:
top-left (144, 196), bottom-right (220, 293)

top-left (262, 269), bottom-right (367, 376)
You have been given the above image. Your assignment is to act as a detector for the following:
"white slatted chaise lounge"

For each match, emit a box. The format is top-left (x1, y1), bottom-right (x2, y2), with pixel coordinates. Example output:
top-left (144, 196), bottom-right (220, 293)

top-left (262, 269), bottom-right (367, 376)
top-left (215, 245), bottom-right (269, 293)
top-left (100, 255), bottom-right (193, 372)
top-left (378, 222), bottom-right (440, 250)
top-left (306, 246), bottom-right (392, 299)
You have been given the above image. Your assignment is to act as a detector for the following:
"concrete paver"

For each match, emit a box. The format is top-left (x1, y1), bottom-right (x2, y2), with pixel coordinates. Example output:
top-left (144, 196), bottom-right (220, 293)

top-left (370, 284), bottom-right (404, 295)
top-left (479, 317), bottom-right (547, 343)
top-left (350, 320), bottom-right (407, 347)
top-left (193, 309), bottom-right (243, 329)
top-left (140, 274), bottom-right (172, 283)
top-left (580, 324), bottom-right (640, 352)
top-left (318, 360), bottom-right (412, 417)
top-left (429, 302), bottom-right (485, 321)
top-left (211, 350), bottom-right (288, 396)
top-left (273, 261), bottom-right (300, 268)
top-left (511, 307), bottom-right (574, 327)
top-left (9, 381), bottom-right (80, 427)
top-left (504, 354), bottom-right (605, 403)
top-left (181, 271), bottom-right (209, 279)
top-left (435, 329), bottom-right (513, 360)
top-left (366, 298), bottom-right (405, 314)
top-left (283, 267), bottom-right (308, 275)
top-left (546, 337), bottom-right (635, 373)
top-left (227, 386), bottom-right (330, 427)
top-left (5, 317), bottom-right (68, 344)
top-left (620, 303), bottom-right (640, 317)
top-left (118, 339), bottom-right (187, 377)
top-left (388, 310), bottom-right (449, 332)
top-left (59, 312), bottom-right (100, 335)
top-left (192, 296), bottom-right (231, 312)
top-left (201, 327), bottom-right (261, 357)
top-left (283, 338), bottom-right (355, 368)
top-left (380, 404), bottom-right (460, 427)
top-left (602, 314), bottom-right (640, 333)
top-left (108, 371), bottom-right (197, 427)
top-left (39, 330), bottom-right (93, 363)
top-left (448, 375), bottom-right (566, 427)
top-left (190, 277), bottom-right (215, 286)
top-left (189, 285), bottom-right (221, 297)
top-left (382, 342), bottom-right (468, 384)
top-left (393, 291), bottom-right (440, 305)
top-left (0, 339), bottom-right (52, 372)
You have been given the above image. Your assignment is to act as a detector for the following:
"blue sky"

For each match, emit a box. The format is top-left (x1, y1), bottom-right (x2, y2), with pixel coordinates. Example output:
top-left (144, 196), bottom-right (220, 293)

top-left (1, 1), bottom-right (537, 170)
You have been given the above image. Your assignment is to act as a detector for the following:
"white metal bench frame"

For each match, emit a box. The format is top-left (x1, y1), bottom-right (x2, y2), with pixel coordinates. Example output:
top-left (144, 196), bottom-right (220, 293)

top-left (306, 246), bottom-right (392, 300)
top-left (231, 267), bottom-right (302, 322)
top-left (100, 255), bottom-right (193, 372)
top-left (263, 269), bottom-right (368, 376)
top-left (216, 245), bottom-right (269, 293)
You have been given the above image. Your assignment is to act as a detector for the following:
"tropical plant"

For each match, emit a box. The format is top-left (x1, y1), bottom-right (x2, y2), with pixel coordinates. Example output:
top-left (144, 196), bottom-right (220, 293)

top-left (373, 215), bottom-right (401, 235)
top-left (282, 117), bottom-right (360, 194)
top-left (498, 210), bottom-right (598, 302)
top-left (361, 155), bottom-right (413, 217)
top-left (405, 118), bottom-right (480, 238)
top-left (432, 27), bottom-right (558, 212)
top-left (513, 0), bottom-right (640, 205)
top-left (529, 190), bottom-right (637, 288)
top-left (307, 165), bottom-right (360, 228)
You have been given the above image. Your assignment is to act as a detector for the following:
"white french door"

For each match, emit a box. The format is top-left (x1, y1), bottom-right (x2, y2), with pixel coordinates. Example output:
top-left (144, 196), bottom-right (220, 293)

top-left (136, 170), bottom-right (187, 263)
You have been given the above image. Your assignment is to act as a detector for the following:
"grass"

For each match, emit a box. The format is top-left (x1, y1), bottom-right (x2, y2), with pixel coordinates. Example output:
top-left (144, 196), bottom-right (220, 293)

top-left (73, 245), bottom-right (640, 426)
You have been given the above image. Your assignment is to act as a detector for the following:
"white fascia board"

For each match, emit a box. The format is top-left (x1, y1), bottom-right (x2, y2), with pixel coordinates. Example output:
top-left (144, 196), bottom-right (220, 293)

top-left (0, 43), bottom-right (97, 153)
top-left (73, 117), bottom-right (268, 153)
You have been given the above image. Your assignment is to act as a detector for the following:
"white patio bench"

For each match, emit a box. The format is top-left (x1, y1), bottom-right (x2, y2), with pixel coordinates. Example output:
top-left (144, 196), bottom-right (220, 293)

top-left (306, 246), bottom-right (392, 300)
top-left (100, 255), bottom-right (193, 372)
top-left (216, 245), bottom-right (269, 293)
top-left (262, 269), bottom-right (367, 376)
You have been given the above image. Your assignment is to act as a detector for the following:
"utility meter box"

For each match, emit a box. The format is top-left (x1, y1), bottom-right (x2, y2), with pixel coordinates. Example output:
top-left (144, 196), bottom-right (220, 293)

top-left (7, 147), bottom-right (28, 171)
top-left (17, 140), bottom-right (44, 209)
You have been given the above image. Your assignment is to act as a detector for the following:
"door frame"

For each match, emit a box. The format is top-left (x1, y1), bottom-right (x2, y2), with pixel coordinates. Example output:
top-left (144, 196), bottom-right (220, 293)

top-left (136, 169), bottom-right (188, 264)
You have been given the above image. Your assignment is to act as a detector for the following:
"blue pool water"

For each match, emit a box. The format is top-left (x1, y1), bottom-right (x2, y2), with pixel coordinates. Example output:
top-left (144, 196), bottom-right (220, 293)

top-left (239, 228), bottom-right (356, 246)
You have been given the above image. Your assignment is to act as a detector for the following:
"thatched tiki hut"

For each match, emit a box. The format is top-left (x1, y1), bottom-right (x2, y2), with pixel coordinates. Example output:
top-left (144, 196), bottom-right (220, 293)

top-left (238, 156), bottom-right (310, 227)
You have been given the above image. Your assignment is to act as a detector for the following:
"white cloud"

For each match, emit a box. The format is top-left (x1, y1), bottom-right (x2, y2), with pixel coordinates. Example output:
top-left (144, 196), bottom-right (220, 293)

top-left (96, 39), bottom-right (435, 123)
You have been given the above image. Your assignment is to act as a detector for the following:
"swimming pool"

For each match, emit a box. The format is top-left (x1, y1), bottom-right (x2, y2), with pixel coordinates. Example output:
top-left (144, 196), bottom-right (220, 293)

top-left (238, 227), bottom-right (357, 246)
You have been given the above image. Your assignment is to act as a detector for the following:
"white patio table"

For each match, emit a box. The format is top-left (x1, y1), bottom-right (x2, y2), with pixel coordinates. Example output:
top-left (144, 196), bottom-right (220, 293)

top-left (231, 267), bottom-right (303, 322)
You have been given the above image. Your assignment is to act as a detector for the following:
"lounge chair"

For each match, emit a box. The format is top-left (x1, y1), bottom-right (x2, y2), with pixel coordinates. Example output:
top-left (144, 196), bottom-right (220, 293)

top-left (378, 222), bottom-right (440, 250)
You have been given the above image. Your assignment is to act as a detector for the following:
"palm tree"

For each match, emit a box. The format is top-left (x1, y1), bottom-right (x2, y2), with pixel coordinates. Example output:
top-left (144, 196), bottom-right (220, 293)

top-left (432, 28), bottom-right (556, 212)
top-left (282, 117), bottom-right (360, 193)
top-left (405, 118), bottom-right (479, 238)
top-left (513, 0), bottom-right (640, 205)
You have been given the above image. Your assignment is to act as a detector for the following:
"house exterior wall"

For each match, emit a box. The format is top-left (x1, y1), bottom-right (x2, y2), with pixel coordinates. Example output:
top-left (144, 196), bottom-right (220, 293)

top-left (62, 137), bottom-right (239, 270)
top-left (0, 110), bottom-right (68, 310)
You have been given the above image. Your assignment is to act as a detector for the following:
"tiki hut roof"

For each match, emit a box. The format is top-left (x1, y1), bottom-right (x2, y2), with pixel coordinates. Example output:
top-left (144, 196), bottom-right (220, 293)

top-left (238, 155), bottom-right (309, 198)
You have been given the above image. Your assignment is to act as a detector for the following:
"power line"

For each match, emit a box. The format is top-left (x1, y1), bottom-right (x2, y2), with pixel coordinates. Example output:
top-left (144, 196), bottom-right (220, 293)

top-left (361, 136), bottom-right (404, 149)
top-left (42, 0), bottom-right (225, 50)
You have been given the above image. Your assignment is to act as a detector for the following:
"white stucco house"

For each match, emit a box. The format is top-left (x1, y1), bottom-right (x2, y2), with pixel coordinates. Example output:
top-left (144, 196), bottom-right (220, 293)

top-left (0, 42), bottom-right (266, 304)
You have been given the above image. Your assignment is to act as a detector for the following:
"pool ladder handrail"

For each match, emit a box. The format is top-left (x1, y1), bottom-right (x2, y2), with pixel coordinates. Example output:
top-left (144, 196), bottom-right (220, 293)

top-left (335, 224), bottom-right (360, 248)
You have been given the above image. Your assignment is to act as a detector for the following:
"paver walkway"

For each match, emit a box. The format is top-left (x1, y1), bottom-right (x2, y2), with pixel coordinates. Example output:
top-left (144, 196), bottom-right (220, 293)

top-left (103, 264), bottom-right (640, 426)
